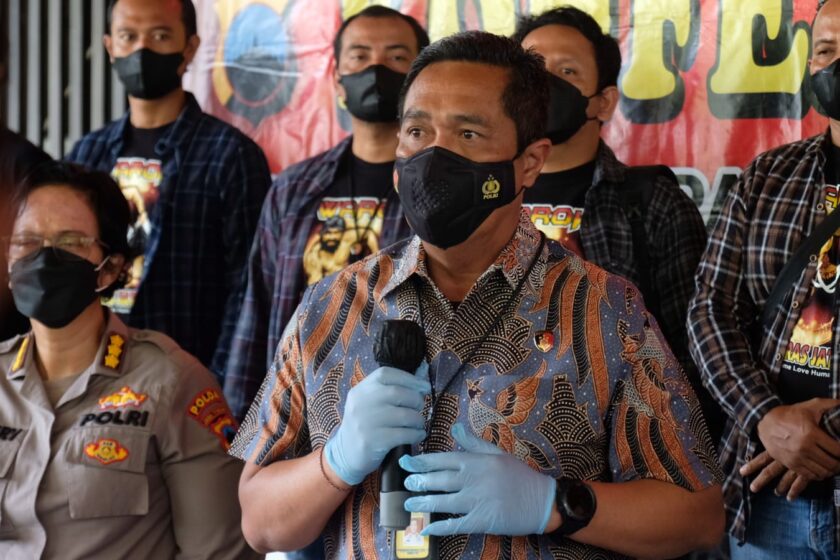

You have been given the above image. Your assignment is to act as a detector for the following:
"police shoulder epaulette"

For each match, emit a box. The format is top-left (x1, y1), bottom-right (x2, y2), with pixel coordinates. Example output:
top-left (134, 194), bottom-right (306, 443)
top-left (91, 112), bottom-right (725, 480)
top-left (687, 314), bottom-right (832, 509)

top-left (102, 332), bottom-right (126, 370)
top-left (8, 335), bottom-right (30, 373)
top-left (131, 329), bottom-right (180, 356)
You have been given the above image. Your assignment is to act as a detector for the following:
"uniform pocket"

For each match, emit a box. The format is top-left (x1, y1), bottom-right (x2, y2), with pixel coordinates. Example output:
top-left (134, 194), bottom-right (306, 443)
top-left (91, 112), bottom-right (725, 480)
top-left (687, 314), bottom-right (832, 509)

top-left (0, 432), bottom-right (25, 529)
top-left (64, 428), bottom-right (150, 519)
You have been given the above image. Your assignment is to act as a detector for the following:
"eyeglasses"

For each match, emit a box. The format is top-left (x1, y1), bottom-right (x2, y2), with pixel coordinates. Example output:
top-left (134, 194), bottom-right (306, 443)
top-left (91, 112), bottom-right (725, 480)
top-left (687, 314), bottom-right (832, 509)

top-left (3, 233), bottom-right (109, 262)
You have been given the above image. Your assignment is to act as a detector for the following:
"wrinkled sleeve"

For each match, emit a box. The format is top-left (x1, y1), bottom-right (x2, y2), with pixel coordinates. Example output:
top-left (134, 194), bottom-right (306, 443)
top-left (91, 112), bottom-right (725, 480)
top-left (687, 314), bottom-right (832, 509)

top-left (607, 279), bottom-right (723, 491)
top-left (224, 176), bottom-right (287, 422)
top-left (686, 161), bottom-right (782, 439)
top-left (210, 138), bottom-right (271, 381)
top-left (159, 350), bottom-right (259, 559)
top-left (229, 294), bottom-right (310, 467)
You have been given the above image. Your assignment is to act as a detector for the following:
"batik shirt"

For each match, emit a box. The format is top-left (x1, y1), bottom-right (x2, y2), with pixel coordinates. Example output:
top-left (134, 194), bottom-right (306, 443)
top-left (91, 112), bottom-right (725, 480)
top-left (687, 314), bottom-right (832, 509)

top-left (232, 212), bottom-right (721, 560)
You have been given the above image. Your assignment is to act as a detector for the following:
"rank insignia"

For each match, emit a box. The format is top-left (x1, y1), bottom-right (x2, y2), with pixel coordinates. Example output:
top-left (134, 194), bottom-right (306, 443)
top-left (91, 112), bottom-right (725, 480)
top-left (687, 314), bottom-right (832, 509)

top-left (11, 336), bottom-right (30, 373)
top-left (534, 330), bottom-right (555, 353)
top-left (98, 386), bottom-right (148, 410)
top-left (102, 333), bottom-right (125, 370)
top-left (84, 438), bottom-right (129, 465)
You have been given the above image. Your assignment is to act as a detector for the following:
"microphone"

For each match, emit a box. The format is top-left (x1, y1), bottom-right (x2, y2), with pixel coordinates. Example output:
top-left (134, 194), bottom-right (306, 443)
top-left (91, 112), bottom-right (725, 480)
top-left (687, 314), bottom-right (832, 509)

top-left (375, 319), bottom-right (426, 530)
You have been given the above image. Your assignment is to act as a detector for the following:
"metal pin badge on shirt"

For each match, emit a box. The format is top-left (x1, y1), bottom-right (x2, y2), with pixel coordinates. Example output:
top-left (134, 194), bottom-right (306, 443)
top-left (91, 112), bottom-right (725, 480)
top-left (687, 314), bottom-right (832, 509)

top-left (534, 330), bottom-right (555, 352)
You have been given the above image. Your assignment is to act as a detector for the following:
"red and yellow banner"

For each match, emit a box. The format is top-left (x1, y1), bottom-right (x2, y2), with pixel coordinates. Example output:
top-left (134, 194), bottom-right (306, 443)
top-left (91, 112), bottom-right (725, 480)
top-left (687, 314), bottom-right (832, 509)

top-left (185, 0), bottom-right (828, 222)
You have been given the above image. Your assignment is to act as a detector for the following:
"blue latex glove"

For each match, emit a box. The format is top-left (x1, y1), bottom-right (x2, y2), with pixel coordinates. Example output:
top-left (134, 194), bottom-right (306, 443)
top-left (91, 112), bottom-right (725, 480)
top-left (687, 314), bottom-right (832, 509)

top-left (324, 364), bottom-right (430, 486)
top-left (400, 423), bottom-right (556, 536)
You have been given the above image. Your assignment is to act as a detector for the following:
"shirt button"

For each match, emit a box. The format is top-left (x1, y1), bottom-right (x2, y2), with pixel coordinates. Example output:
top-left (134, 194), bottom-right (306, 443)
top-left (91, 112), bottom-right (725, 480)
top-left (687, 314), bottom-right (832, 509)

top-left (775, 353), bottom-right (782, 362)
top-left (792, 300), bottom-right (799, 309)
top-left (810, 254), bottom-right (818, 263)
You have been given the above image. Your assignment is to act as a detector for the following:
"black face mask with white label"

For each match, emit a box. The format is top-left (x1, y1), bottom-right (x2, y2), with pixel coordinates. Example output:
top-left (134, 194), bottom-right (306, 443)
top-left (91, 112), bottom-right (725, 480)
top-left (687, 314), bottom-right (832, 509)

top-left (394, 146), bottom-right (521, 249)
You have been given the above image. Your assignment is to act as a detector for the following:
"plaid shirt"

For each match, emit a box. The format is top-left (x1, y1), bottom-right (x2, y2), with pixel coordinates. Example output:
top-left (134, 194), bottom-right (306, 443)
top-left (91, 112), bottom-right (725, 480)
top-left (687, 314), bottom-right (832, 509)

top-left (223, 137), bottom-right (412, 420)
top-left (66, 93), bottom-right (271, 380)
top-left (687, 132), bottom-right (840, 543)
top-left (231, 212), bottom-right (722, 560)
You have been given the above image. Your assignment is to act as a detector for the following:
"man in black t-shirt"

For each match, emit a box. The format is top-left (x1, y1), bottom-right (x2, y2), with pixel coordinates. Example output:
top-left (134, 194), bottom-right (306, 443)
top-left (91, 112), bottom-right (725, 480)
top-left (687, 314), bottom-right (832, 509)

top-left (66, 0), bottom-right (271, 381)
top-left (513, 8), bottom-right (718, 442)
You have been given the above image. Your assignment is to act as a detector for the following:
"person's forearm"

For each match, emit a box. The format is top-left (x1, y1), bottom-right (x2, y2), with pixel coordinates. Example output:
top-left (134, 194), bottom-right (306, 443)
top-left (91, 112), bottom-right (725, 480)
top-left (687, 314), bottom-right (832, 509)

top-left (239, 449), bottom-right (351, 553)
top-left (550, 480), bottom-right (724, 559)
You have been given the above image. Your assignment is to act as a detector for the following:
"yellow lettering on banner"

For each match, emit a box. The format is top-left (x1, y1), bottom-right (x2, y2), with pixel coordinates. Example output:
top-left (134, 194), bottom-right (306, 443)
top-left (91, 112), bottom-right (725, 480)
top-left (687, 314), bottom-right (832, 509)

top-left (622, 0), bottom-right (693, 100)
top-left (709, 0), bottom-right (808, 95)
top-left (527, 0), bottom-right (611, 33)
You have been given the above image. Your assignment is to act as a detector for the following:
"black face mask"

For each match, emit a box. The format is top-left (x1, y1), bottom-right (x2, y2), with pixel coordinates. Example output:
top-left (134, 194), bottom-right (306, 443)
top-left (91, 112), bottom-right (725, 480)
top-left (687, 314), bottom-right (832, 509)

top-left (394, 146), bottom-right (520, 249)
top-left (9, 248), bottom-right (104, 329)
top-left (812, 59), bottom-right (840, 120)
top-left (113, 48), bottom-right (184, 100)
top-left (339, 64), bottom-right (406, 122)
top-left (546, 74), bottom-right (595, 145)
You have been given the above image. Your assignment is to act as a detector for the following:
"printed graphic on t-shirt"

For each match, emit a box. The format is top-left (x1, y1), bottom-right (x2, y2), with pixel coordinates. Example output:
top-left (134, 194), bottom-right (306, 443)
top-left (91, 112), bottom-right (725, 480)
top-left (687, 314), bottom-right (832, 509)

top-left (107, 157), bottom-right (163, 314)
top-left (779, 185), bottom-right (839, 402)
top-left (303, 197), bottom-right (386, 285)
top-left (522, 203), bottom-right (584, 257)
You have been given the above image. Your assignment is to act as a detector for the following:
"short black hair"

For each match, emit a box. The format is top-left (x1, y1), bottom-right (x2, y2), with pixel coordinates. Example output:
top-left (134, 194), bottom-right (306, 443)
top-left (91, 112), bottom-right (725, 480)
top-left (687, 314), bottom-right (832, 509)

top-left (399, 30), bottom-right (549, 153)
top-left (107, 0), bottom-right (198, 39)
top-left (512, 6), bottom-right (621, 91)
top-left (13, 162), bottom-right (132, 297)
top-left (333, 6), bottom-right (430, 63)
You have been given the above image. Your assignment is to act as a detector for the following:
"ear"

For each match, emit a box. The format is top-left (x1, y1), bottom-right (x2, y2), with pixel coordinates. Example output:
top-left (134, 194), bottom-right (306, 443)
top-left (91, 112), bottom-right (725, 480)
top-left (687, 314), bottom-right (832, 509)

top-left (103, 34), bottom-right (115, 63)
top-left (594, 85), bottom-right (619, 122)
top-left (518, 137), bottom-right (552, 188)
top-left (182, 34), bottom-right (201, 73)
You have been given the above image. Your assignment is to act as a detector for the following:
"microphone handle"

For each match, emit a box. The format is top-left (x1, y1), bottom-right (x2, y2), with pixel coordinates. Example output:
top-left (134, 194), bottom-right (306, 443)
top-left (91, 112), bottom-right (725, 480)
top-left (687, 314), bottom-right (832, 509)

top-left (380, 445), bottom-right (412, 529)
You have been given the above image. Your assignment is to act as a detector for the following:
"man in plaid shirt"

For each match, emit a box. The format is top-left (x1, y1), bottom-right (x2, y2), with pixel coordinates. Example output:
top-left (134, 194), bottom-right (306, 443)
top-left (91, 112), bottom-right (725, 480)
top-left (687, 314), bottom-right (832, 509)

top-left (688, 1), bottom-right (840, 555)
top-left (66, 0), bottom-right (271, 381)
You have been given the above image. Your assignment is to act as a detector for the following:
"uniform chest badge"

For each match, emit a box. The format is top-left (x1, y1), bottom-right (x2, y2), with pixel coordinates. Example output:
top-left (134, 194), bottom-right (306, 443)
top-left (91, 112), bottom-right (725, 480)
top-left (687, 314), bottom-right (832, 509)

top-left (534, 330), bottom-right (555, 353)
top-left (85, 438), bottom-right (129, 465)
top-left (98, 386), bottom-right (147, 410)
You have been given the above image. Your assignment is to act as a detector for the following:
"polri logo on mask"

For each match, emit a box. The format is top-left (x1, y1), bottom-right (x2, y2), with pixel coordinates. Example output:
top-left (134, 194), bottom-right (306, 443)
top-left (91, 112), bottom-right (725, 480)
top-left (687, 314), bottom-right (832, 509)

top-left (482, 175), bottom-right (501, 200)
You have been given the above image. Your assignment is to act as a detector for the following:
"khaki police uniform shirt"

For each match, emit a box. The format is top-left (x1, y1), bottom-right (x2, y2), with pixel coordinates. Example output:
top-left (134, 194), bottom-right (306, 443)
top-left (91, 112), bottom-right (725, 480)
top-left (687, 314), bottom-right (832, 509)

top-left (0, 313), bottom-right (258, 559)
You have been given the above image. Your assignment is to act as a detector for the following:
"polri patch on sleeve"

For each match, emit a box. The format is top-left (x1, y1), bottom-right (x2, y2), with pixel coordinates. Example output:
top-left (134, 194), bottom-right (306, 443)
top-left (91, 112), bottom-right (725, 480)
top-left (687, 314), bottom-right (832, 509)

top-left (187, 388), bottom-right (238, 450)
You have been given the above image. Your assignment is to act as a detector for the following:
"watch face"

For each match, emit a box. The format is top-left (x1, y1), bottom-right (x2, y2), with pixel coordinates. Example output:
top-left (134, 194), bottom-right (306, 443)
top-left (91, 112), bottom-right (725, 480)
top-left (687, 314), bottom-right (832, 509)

top-left (565, 483), bottom-right (595, 519)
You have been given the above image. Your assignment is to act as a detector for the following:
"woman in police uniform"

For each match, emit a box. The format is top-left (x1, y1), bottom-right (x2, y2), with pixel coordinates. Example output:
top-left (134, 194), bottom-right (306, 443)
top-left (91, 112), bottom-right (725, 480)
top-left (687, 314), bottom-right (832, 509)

top-left (0, 163), bottom-right (256, 559)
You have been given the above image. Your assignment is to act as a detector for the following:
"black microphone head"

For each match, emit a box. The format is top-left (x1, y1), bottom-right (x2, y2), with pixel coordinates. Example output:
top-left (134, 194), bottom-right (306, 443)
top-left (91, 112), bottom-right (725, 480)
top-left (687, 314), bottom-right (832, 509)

top-left (374, 320), bottom-right (425, 372)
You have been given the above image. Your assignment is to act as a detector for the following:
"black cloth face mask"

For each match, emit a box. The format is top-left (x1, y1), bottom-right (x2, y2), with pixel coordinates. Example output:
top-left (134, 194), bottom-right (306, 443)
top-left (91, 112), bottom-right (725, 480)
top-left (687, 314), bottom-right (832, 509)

top-left (812, 59), bottom-right (840, 120)
top-left (113, 48), bottom-right (185, 100)
top-left (394, 146), bottom-right (520, 249)
top-left (339, 64), bottom-right (406, 123)
top-left (546, 74), bottom-right (597, 145)
top-left (9, 248), bottom-right (105, 329)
